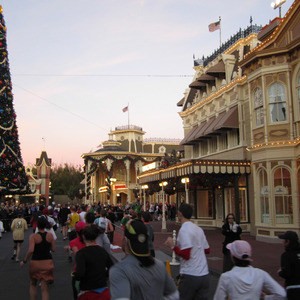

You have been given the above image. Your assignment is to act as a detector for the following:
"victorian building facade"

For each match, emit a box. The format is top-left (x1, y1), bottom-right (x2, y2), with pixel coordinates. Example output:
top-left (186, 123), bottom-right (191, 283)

top-left (82, 125), bottom-right (182, 206)
top-left (139, 1), bottom-right (300, 241)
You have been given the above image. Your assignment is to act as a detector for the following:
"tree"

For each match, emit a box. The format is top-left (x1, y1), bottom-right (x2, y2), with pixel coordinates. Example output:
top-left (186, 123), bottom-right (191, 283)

top-left (0, 6), bottom-right (28, 197)
top-left (50, 164), bottom-right (84, 200)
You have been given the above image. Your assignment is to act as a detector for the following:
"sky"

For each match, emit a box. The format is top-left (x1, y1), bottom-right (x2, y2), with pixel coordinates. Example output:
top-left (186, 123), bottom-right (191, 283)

top-left (0, 0), bottom-right (294, 167)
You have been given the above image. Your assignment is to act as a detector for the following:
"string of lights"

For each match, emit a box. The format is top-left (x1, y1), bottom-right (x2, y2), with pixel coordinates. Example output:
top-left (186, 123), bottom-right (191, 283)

top-left (12, 74), bottom-right (194, 78)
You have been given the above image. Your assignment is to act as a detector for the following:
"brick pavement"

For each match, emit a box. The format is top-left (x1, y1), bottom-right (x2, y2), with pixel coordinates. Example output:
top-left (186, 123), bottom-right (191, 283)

top-left (112, 220), bottom-right (285, 285)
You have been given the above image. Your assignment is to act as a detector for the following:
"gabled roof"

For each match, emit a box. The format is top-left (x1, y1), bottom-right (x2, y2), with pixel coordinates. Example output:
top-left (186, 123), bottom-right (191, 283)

top-left (240, 0), bottom-right (300, 66)
top-left (36, 151), bottom-right (52, 167)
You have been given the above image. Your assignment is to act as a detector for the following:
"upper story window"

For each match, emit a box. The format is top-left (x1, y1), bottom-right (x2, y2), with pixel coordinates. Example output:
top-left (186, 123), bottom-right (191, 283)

top-left (254, 87), bottom-right (264, 126)
top-left (268, 83), bottom-right (287, 123)
top-left (297, 73), bottom-right (300, 115)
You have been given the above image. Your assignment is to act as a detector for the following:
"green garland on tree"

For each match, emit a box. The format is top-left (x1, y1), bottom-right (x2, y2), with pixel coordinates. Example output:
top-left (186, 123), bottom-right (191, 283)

top-left (0, 6), bottom-right (28, 196)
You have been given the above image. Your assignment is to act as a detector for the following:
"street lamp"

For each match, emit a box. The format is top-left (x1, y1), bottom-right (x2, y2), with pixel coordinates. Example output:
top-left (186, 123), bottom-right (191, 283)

top-left (181, 178), bottom-right (190, 204)
top-left (142, 185), bottom-right (148, 211)
top-left (271, 0), bottom-right (286, 18)
top-left (159, 181), bottom-right (168, 231)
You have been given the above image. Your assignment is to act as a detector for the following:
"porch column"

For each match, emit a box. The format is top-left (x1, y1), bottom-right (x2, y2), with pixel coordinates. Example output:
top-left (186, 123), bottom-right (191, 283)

top-left (124, 160), bottom-right (131, 203)
top-left (105, 158), bottom-right (114, 204)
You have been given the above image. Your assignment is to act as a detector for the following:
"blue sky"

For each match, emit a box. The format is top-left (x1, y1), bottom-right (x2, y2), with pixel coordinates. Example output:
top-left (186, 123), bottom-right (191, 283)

top-left (1, 0), bottom-right (294, 167)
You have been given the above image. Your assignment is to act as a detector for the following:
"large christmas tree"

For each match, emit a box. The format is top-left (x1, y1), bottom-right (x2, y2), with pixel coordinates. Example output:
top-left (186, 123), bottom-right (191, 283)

top-left (0, 6), bottom-right (28, 197)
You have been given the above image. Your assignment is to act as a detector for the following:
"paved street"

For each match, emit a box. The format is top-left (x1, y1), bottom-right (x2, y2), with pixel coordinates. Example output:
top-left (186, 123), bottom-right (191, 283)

top-left (0, 219), bottom-right (285, 299)
top-left (0, 222), bottom-right (221, 300)
top-left (0, 227), bottom-right (73, 300)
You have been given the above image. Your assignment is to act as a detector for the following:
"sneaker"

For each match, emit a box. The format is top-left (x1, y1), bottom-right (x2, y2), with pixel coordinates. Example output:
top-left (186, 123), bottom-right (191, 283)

top-left (16, 258), bottom-right (20, 262)
top-left (11, 254), bottom-right (16, 260)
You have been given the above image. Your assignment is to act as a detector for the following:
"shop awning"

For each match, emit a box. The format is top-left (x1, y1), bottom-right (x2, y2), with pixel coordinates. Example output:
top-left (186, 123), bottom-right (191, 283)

top-left (138, 159), bottom-right (251, 184)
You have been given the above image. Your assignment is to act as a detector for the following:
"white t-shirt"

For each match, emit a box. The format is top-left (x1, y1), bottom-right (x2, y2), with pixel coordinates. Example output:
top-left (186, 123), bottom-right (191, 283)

top-left (177, 221), bottom-right (209, 276)
top-left (79, 211), bottom-right (87, 223)
top-left (213, 266), bottom-right (286, 300)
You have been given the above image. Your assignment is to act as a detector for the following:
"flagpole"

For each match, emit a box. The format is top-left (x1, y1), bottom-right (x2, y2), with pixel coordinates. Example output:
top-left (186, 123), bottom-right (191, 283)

top-left (219, 16), bottom-right (222, 48)
top-left (128, 103), bottom-right (130, 127)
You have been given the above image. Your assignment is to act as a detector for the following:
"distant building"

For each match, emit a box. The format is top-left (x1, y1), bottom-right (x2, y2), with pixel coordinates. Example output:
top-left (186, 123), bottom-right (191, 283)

top-left (82, 125), bottom-right (182, 206)
top-left (35, 151), bottom-right (52, 205)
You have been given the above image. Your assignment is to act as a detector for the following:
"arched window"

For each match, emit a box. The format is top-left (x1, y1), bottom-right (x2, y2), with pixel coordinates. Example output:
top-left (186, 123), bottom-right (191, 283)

top-left (274, 167), bottom-right (292, 224)
top-left (269, 83), bottom-right (287, 123)
top-left (254, 87), bottom-right (264, 126)
top-left (297, 73), bottom-right (300, 114)
top-left (258, 168), bottom-right (269, 223)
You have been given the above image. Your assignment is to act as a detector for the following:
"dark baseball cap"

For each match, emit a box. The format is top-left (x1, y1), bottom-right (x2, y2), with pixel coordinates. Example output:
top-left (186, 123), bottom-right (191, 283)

top-left (278, 231), bottom-right (298, 241)
top-left (124, 219), bottom-right (150, 257)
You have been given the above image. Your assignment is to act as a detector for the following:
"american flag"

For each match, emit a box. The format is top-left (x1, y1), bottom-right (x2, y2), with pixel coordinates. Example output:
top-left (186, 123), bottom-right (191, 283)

top-left (208, 21), bottom-right (221, 32)
top-left (122, 106), bottom-right (128, 112)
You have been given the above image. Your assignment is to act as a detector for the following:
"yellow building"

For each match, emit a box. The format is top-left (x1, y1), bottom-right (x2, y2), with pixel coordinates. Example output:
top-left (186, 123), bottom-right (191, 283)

top-left (139, 1), bottom-right (300, 241)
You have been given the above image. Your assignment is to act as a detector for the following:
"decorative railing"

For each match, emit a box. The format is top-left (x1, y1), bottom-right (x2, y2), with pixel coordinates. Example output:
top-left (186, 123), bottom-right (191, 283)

top-left (144, 138), bottom-right (182, 144)
top-left (114, 125), bottom-right (143, 131)
top-left (194, 24), bottom-right (262, 67)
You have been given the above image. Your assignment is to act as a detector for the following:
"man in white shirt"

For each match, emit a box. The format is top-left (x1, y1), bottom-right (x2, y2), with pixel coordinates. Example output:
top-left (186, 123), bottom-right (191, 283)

top-left (165, 203), bottom-right (210, 300)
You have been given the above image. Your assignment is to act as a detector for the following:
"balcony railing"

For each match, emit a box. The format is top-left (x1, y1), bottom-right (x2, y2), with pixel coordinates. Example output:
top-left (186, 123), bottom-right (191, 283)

top-left (194, 24), bottom-right (262, 67)
top-left (114, 125), bottom-right (143, 131)
top-left (144, 138), bottom-right (182, 144)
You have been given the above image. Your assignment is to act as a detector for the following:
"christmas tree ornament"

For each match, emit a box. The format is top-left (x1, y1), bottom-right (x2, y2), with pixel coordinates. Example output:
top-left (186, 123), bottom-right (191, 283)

top-left (0, 6), bottom-right (29, 196)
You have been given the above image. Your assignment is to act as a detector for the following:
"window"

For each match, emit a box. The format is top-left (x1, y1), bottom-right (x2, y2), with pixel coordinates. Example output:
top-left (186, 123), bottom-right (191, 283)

top-left (224, 178), bottom-right (248, 222)
top-left (297, 73), bottom-right (300, 114)
top-left (225, 188), bottom-right (235, 217)
top-left (258, 169), bottom-right (269, 223)
top-left (200, 141), bottom-right (208, 156)
top-left (219, 133), bottom-right (228, 150)
top-left (196, 189), bottom-right (213, 218)
top-left (274, 167), bottom-right (293, 224)
top-left (254, 87), bottom-right (264, 126)
top-left (269, 83), bottom-right (287, 123)
top-left (210, 137), bottom-right (217, 153)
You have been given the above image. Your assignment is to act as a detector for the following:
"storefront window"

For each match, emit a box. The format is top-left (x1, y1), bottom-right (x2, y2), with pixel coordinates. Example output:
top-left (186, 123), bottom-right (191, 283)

top-left (259, 169), bottom-right (269, 223)
top-left (225, 185), bottom-right (248, 222)
top-left (239, 188), bottom-right (248, 222)
top-left (196, 189), bottom-right (213, 218)
top-left (274, 167), bottom-right (293, 224)
top-left (225, 188), bottom-right (235, 217)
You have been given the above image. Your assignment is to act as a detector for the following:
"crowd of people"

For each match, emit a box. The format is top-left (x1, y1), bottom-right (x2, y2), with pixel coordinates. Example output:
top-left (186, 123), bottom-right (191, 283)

top-left (1, 199), bottom-right (299, 299)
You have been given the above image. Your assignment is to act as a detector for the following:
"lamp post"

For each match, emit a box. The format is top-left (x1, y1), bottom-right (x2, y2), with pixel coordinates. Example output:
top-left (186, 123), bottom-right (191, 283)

top-left (271, 0), bottom-right (286, 18)
top-left (142, 184), bottom-right (148, 211)
top-left (181, 178), bottom-right (190, 204)
top-left (159, 181), bottom-right (168, 231)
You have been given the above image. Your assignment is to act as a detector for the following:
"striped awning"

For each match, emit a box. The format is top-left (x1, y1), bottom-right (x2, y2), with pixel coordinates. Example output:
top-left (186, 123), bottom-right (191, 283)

top-left (138, 160), bottom-right (251, 184)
